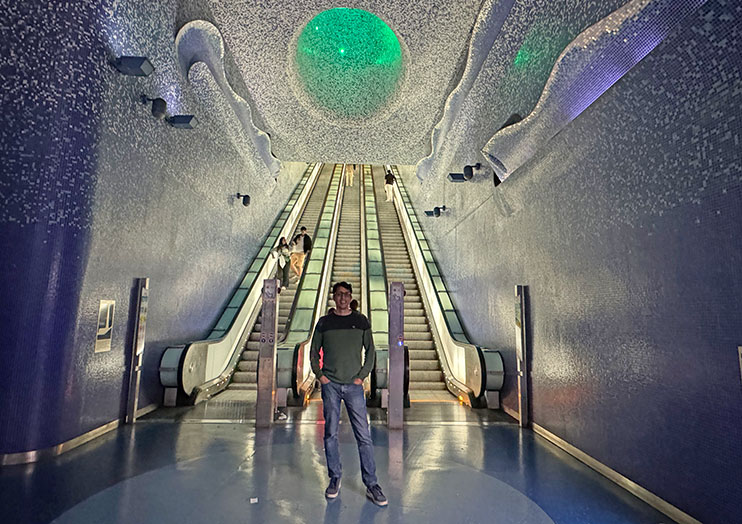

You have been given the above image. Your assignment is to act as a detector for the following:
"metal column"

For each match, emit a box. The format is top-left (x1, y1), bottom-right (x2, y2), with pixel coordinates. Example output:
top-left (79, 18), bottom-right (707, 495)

top-left (126, 277), bottom-right (149, 424)
top-left (256, 279), bottom-right (279, 428)
top-left (515, 285), bottom-right (529, 427)
top-left (388, 281), bottom-right (405, 429)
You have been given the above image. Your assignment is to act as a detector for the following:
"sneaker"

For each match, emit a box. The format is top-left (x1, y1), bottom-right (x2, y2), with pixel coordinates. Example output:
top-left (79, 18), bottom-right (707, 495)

top-left (325, 477), bottom-right (341, 499)
top-left (274, 410), bottom-right (287, 421)
top-left (366, 484), bottom-right (387, 506)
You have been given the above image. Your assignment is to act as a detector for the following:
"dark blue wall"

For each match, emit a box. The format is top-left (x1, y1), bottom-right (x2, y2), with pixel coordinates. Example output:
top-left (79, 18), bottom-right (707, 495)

top-left (405, 1), bottom-right (742, 522)
top-left (0, 1), bottom-right (302, 454)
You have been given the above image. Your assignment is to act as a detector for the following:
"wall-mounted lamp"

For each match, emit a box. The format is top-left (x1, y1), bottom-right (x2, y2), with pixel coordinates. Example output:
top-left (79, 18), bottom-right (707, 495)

top-left (447, 172), bottom-right (470, 183)
top-left (140, 96), bottom-right (197, 129)
top-left (464, 163), bottom-right (481, 179)
top-left (112, 56), bottom-right (154, 77)
top-left (424, 205), bottom-right (447, 218)
top-left (236, 193), bottom-right (251, 207)
top-left (167, 115), bottom-right (198, 129)
top-left (141, 95), bottom-right (167, 119)
top-left (448, 163), bottom-right (483, 183)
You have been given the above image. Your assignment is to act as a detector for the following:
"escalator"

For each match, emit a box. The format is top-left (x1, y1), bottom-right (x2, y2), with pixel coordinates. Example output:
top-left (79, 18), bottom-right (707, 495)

top-left (371, 166), bottom-right (448, 398)
top-left (326, 168), bottom-right (362, 313)
top-left (161, 159), bottom-right (503, 412)
top-left (228, 164), bottom-right (336, 391)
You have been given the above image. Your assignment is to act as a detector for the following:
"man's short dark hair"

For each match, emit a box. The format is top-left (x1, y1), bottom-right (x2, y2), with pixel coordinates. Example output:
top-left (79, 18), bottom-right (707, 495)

top-left (300, 226), bottom-right (307, 232)
top-left (332, 281), bottom-right (352, 294)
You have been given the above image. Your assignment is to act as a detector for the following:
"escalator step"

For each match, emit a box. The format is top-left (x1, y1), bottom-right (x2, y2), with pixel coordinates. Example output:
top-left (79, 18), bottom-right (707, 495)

top-left (406, 340), bottom-right (435, 350)
top-left (228, 383), bottom-right (257, 390)
top-left (410, 370), bottom-right (444, 382)
top-left (409, 360), bottom-right (440, 370)
top-left (408, 381), bottom-right (447, 390)
top-left (232, 371), bottom-right (256, 383)
top-left (408, 350), bottom-right (437, 360)
top-left (237, 360), bottom-right (257, 372)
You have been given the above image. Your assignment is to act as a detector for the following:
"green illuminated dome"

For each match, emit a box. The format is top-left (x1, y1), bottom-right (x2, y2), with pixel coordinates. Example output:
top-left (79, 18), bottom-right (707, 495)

top-left (296, 8), bottom-right (403, 118)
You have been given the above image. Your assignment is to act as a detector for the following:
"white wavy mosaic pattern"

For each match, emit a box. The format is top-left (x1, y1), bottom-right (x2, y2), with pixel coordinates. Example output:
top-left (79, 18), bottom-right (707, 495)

top-left (481, 0), bottom-right (708, 180)
top-left (416, 0), bottom-right (516, 181)
top-left (175, 20), bottom-right (281, 178)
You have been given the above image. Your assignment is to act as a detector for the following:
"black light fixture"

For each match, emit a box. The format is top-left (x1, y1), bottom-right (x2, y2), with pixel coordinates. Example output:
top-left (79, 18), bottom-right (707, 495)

top-left (447, 172), bottom-right (470, 183)
top-left (236, 193), bottom-right (251, 207)
top-left (448, 163), bottom-right (483, 183)
top-left (112, 56), bottom-right (154, 77)
top-left (167, 115), bottom-right (198, 129)
top-left (463, 163), bottom-right (481, 179)
top-left (141, 95), bottom-right (167, 119)
top-left (424, 205), bottom-right (447, 218)
top-left (140, 96), bottom-right (197, 129)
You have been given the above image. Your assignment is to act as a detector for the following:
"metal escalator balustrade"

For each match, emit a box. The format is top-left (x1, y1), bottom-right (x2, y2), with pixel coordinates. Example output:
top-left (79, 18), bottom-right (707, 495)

top-left (159, 163), bottom-right (323, 404)
top-left (229, 164), bottom-right (336, 391)
top-left (363, 164), bottom-right (390, 393)
top-left (372, 165), bottom-right (446, 395)
top-left (277, 164), bottom-right (345, 404)
top-left (387, 164), bottom-right (504, 406)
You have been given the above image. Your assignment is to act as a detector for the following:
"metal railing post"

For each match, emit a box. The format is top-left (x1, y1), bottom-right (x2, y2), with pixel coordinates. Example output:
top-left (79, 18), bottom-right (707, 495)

top-left (256, 279), bottom-right (279, 428)
top-left (515, 285), bottom-right (529, 427)
top-left (388, 281), bottom-right (405, 429)
top-left (126, 277), bottom-right (149, 423)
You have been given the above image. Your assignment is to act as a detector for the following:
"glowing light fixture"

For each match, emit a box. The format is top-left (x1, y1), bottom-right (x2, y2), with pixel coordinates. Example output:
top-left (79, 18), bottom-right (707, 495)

top-left (296, 8), bottom-right (403, 118)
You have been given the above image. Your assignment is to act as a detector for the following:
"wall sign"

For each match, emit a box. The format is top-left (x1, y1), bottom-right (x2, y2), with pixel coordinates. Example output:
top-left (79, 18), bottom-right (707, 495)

top-left (94, 300), bottom-right (115, 353)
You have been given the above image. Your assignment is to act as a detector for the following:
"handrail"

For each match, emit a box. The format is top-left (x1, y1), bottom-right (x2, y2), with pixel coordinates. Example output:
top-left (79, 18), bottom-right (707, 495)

top-left (275, 166), bottom-right (337, 344)
top-left (160, 163), bottom-right (323, 400)
top-left (386, 165), bottom-right (504, 403)
top-left (364, 165), bottom-right (390, 395)
top-left (358, 165), bottom-right (369, 320)
top-left (274, 165), bottom-right (345, 401)
top-left (357, 166), bottom-right (372, 397)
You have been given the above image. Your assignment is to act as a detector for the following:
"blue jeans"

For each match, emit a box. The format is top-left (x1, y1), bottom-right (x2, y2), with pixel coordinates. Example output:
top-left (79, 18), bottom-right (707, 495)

top-left (321, 381), bottom-right (377, 487)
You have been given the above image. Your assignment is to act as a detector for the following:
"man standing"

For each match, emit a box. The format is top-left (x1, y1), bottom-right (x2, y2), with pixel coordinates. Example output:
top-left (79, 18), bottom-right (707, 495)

top-left (310, 282), bottom-right (387, 506)
top-left (300, 226), bottom-right (312, 256)
top-left (384, 170), bottom-right (396, 202)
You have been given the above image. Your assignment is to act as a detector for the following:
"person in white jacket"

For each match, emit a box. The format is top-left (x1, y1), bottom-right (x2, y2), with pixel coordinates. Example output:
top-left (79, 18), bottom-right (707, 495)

top-left (272, 237), bottom-right (291, 289)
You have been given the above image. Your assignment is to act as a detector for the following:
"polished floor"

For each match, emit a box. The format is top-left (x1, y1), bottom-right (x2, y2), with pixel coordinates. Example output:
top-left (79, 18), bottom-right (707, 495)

top-left (0, 403), bottom-right (674, 524)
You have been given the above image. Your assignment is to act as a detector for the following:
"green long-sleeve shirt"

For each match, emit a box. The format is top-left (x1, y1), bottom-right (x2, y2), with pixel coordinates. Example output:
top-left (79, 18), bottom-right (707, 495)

top-left (310, 311), bottom-right (375, 384)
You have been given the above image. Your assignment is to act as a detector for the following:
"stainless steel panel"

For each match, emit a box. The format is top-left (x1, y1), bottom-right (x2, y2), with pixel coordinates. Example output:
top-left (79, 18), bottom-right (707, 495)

top-left (256, 279), bottom-right (278, 428)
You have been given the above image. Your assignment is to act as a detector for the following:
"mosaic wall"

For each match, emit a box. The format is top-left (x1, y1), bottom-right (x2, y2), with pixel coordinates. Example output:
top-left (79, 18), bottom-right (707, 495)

top-left (417, 0), bottom-right (629, 182)
top-left (0, 0), bottom-right (303, 453)
top-left (404, 1), bottom-right (742, 521)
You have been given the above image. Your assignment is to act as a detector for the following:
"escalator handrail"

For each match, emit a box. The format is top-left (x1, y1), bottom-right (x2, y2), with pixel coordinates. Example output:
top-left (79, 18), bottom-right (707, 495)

top-left (386, 165), bottom-right (504, 400)
top-left (365, 165), bottom-right (390, 351)
top-left (282, 166), bottom-right (345, 395)
top-left (276, 166), bottom-right (338, 345)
